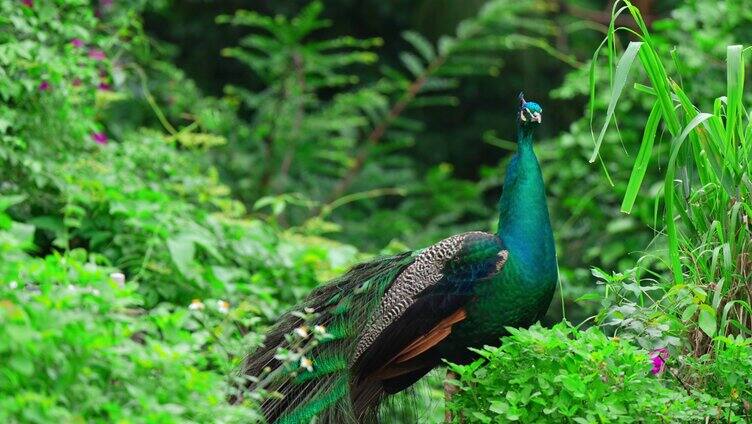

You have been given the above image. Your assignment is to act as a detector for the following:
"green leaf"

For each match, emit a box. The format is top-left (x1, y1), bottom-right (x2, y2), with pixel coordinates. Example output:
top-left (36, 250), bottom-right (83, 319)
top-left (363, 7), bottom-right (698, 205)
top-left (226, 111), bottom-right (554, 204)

top-left (589, 41), bottom-right (642, 163)
top-left (620, 101), bottom-right (661, 213)
top-left (489, 401), bottom-right (508, 414)
top-left (167, 236), bottom-right (196, 278)
top-left (681, 304), bottom-right (698, 322)
top-left (663, 112), bottom-right (715, 284)
top-left (402, 30), bottom-right (435, 62)
top-left (698, 304), bottom-right (717, 338)
top-left (575, 293), bottom-right (601, 303)
top-left (725, 45), bottom-right (743, 147)
top-left (0, 194), bottom-right (27, 211)
top-left (399, 52), bottom-right (425, 77)
top-left (471, 412), bottom-right (491, 423)
top-left (438, 35), bottom-right (456, 56)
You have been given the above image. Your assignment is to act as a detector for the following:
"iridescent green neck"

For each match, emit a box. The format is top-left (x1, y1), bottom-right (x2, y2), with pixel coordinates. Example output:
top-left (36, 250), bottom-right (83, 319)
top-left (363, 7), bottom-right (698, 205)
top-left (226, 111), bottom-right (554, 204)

top-left (497, 127), bottom-right (556, 275)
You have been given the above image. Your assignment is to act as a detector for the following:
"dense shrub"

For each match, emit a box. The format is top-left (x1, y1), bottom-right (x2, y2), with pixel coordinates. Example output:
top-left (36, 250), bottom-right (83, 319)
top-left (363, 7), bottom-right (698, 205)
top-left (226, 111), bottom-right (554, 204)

top-left (447, 324), bottom-right (731, 423)
top-left (0, 200), bottom-right (257, 422)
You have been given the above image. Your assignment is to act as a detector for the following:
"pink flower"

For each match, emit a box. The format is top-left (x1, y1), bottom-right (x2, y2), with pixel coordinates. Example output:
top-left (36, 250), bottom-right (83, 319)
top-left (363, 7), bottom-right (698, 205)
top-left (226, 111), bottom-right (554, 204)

top-left (97, 82), bottom-right (111, 91)
top-left (72, 78), bottom-right (82, 87)
top-left (22, 0), bottom-right (33, 7)
top-left (650, 348), bottom-right (669, 375)
top-left (71, 39), bottom-right (84, 48)
top-left (38, 81), bottom-right (50, 91)
top-left (88, 49), bottom-right (106, 61)
top-left (91, 132), bottom-right (108, 145)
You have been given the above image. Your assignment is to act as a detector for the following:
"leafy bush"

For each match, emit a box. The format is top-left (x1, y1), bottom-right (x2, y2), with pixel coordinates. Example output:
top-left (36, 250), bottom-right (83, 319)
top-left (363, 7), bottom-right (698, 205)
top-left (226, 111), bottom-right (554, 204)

top-left (0, 198), bottom-right (259, 423)
top-left (0, 193), bottom-right (359, 423)
top-left (447, 323), bottom-right (729, 423)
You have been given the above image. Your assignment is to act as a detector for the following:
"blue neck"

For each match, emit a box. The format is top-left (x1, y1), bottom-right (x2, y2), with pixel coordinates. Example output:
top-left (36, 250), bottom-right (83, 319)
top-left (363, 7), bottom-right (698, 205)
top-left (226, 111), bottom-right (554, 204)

top-left (496, 127), bottom-right (556, 275)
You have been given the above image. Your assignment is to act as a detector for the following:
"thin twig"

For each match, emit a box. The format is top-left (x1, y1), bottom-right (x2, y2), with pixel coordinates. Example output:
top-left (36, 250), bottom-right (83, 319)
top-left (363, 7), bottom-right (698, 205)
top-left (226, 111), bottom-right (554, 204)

top-left (665, 364), bottom-right (692, 396)
top-left (129, 64), bottom-right (178, 135)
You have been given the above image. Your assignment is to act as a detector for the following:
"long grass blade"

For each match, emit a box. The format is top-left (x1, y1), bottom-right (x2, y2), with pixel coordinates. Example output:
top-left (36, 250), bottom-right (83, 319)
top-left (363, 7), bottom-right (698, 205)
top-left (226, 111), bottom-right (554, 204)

top-left (725, 45), bottom-right (744, 158)
top-left (589, 41), bottom-right (642, 163)
top-left (664, 113), bottom-right (715, 284)
top-left (621, 102), bottom-right (662, 213)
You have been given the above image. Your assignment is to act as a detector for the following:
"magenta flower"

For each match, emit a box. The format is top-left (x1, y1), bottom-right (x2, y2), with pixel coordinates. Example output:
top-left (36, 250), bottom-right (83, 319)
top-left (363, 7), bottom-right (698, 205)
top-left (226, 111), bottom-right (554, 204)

top-left (22, 0), bottom-right (33, 7)
top-left (71, 39), bottom-right (84, 48)
top-left (97, 82), bottom-right (111, 91)
top-left (650, 348), bottom-right (669, 375)
top-left (88, 49), bottom-right (106, 61)
top-left (91, 132), bottom-right (108, 145)
top-left (38, 81), bottom-right (50, 91)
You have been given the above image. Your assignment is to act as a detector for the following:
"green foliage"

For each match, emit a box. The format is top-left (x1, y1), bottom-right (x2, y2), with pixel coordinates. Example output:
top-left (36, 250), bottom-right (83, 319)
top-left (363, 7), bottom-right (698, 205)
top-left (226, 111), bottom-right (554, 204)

top-left (0, 0), bottom-right (101, 191)
top-left (2, 0), bottom-right (752, 422)
top-left (0, 2), bottom-right (362, 421)
top-left (593, 0), bottom-right (751, 354)
top-left (447, 323), bottom-right (728, 423)
top-left (215, 0), bottom-right (570, 250)
top-left (0, 200), bottom-right (259, 423)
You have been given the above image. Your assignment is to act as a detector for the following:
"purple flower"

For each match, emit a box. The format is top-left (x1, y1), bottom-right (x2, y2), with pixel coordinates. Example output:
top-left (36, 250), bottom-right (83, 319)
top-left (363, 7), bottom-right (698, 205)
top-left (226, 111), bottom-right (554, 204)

top-left (97, 82), bottom-right (111, 91)
top-left (71, 38), bottom-right (84, 48)
top-left (91, 132), bottom-right (108, 145)
top-left (22, 0), bottom-right (33, 7)
top-left (650, 348), bottom-right (669, 375)
top-left (88, 49), bottom-right (106, 61)
top-left (38, 81), bottom-right (50, 91)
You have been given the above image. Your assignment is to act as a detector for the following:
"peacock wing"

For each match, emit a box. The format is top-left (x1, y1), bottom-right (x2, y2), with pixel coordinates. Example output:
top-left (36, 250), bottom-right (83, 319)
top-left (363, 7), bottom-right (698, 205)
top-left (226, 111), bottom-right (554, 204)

top-left (351, 231), bottom-right (508, 384)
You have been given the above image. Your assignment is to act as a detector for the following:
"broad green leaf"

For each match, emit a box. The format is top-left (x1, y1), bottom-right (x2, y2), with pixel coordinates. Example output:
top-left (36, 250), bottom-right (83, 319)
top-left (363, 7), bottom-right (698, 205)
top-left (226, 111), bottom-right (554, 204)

top-left (681, 304), bottom-right (698, 322)
top-left (167, 236), bottom-right (196, 278)
top-left (698, 304), bottom-right (717, 338)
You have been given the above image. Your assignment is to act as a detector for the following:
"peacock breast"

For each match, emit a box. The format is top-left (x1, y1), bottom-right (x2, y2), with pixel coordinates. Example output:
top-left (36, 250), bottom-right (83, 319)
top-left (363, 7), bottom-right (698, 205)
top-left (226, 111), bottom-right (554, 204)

top-left (442, 254), bottom-right (556, 362)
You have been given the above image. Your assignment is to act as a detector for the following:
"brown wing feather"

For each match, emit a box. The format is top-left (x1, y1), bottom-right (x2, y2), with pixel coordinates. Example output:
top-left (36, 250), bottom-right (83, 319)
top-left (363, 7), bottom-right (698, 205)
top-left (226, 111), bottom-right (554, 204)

top-left (393, 308), bottom-right (467, 363)
top-left (369, 307), bottom-right (467, 381)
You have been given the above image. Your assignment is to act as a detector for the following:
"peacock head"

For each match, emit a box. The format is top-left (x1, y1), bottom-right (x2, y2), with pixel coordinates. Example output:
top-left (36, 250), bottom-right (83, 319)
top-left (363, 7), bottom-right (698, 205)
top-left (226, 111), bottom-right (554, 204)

top-left (517, 92), bottom-right (542, 130)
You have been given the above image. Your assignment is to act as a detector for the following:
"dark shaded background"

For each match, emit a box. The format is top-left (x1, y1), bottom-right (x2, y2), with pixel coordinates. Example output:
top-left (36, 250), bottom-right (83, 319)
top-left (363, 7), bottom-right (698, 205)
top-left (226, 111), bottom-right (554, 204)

top-left (144, 0), bottom-right (614, 181)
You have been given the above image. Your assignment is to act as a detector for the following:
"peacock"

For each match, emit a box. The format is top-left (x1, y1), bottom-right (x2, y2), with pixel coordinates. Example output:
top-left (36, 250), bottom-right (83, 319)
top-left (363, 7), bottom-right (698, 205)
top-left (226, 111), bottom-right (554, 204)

top-left (233, 93), bottom-right (557, 424)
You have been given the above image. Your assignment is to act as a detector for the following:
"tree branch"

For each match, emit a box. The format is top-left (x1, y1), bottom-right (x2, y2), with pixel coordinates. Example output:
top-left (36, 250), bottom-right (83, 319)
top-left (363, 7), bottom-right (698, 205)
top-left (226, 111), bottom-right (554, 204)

top-left (325, 56), bottom-right (446, 204)
top-left (278, 52), bottom-right (306, 191)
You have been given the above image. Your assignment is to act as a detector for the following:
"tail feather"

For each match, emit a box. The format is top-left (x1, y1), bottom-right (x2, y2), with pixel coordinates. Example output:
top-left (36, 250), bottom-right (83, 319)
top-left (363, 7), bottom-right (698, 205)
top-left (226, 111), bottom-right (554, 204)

top-left (233, 252), bottom-right (415, 423)
top-left (277, 377), bottom-right (348, 424)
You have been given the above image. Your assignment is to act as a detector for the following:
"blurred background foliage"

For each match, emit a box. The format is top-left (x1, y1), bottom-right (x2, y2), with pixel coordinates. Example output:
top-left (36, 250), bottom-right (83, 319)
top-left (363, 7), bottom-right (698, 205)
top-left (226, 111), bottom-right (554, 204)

top-left (1, 0), bottom-right (751, 422)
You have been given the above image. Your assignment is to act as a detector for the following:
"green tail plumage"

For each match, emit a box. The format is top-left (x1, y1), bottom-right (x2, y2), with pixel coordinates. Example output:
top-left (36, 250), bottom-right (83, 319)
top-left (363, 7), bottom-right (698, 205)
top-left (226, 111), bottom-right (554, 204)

top-left (234, 252), bottom-right (415, 424)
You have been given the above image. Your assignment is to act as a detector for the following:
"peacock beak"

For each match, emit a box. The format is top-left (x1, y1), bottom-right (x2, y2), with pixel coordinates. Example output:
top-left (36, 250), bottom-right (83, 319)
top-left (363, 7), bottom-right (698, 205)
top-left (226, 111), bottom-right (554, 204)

top-left (531, 112), bottom-right (542, 123)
